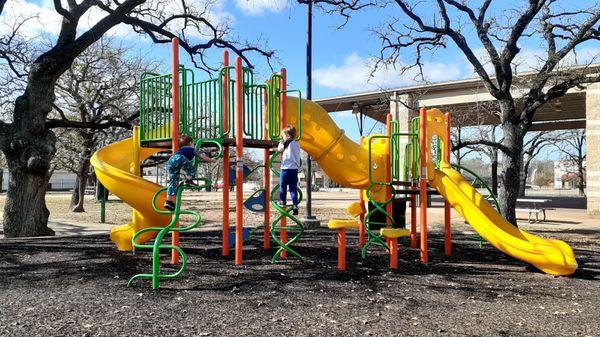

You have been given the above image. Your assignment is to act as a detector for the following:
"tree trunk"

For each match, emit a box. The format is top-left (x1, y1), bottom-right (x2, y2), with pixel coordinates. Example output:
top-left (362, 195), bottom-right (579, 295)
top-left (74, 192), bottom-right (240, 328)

top-left (2, 129), bottom-right (56, 236)
top-left (578, 163), bottom-right (586, 196)
top-left (0, 168), bottom-right (3, 193)
top-left (497, 119), bottom-right (524, 226)
top-left (70, 173), bottom-right (86, 212)
top-left (70, 133), bottom-right (93, 212)
top-left (2, 61), bottom-right (60, 237)
top-left (491, 159), bottom-right (498, 196)
top-left (518, 158), bottom-right (530, 197)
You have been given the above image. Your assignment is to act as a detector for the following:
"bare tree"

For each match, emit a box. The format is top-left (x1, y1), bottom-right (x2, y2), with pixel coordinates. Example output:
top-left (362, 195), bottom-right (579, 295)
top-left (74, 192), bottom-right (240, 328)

top-left (0, 1), bottom-right (272, 237)
top-left (554, 129), bottom-right (586, 196)
top-left (50, 39), bottom-right (153, 212)
top-left (518, 131), bottom-right (564, 196)
top-left (367, 1), bottom-right (600, 224)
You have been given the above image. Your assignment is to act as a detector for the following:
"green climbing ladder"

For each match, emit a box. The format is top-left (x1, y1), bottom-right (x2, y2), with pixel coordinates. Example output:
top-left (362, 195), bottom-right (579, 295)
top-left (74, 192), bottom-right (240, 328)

top-left (268, 150), bottom-right (305, 263)
top-left (128, 140), bottom-right (223, 289)
top-left (362, 135), bottom-right (394, 258)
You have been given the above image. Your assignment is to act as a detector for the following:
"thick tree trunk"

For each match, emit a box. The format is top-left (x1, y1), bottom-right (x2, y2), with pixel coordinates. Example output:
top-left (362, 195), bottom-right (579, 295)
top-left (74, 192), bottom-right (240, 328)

top-left (0, 168), bottom-right (3, 193)
top-left (2, 62), bottom-right (59, 237)
top-left (497, 117), bottom-right (525, 226)
top-left (2, 129), bottom-right (56, 236)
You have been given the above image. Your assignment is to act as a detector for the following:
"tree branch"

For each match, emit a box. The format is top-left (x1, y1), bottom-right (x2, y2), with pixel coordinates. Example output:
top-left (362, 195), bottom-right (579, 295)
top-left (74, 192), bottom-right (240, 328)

top-left (46, 118), bottom-right (132, 130)
top-left (452, 139), bottom-right (511, 155)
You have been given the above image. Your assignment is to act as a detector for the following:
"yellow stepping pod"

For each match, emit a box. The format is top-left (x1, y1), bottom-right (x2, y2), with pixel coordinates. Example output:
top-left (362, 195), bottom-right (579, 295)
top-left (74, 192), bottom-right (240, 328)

top-left (380, 228), bottom-right (411, 239)
top-left (327, 219), bottom-right (359, 230)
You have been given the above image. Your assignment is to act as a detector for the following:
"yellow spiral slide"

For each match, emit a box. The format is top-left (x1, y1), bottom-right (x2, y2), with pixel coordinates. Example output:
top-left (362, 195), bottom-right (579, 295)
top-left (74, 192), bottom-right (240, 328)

top-left (90, 98), bottom-right (388, 251)
top-left (90, 129), bottom-right (170, 251)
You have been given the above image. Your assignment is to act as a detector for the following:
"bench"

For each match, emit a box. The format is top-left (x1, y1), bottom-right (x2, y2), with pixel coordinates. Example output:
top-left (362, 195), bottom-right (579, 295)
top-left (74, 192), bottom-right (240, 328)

top-left (84, 186), bottom-right (96, 195)
top-left (516, 198), bottom-right (554, 223)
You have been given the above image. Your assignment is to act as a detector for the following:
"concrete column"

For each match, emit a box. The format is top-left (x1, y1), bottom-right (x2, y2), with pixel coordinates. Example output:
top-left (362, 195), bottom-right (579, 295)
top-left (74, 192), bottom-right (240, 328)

top-left (390, 92), bottom-right (417, 180)
top-left (586, 82), bottom-right (600, 214)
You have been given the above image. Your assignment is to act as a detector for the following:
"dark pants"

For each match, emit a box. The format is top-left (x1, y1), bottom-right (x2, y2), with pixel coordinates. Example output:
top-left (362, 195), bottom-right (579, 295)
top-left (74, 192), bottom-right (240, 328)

top-left (280, 169), bottom-right (298, 207)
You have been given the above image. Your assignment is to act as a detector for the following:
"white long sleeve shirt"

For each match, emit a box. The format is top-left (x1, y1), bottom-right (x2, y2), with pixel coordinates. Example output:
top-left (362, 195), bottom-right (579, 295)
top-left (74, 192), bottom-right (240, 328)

top-left (280, 140), bottom-right (301, 170)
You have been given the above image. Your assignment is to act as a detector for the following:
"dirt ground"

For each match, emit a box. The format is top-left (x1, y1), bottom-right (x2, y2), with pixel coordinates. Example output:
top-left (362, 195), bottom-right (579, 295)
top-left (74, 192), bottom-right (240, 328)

top-left (0, 192), bottom-right (599, 336)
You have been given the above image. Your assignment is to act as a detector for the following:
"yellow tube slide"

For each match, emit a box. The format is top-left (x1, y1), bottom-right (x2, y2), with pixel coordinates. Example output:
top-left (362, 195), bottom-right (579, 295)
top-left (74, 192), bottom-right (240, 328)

top-left (431, 166), bottom-right (577, 275)
top-left (90, 136), bottom-right (170, 251)
top-left (285, 97), bottom-right (388, 198)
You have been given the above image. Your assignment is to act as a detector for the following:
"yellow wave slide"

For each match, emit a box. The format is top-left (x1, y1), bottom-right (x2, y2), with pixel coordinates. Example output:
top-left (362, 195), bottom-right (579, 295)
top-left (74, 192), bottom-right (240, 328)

top-left (431, 166), bottom-right (577, 275)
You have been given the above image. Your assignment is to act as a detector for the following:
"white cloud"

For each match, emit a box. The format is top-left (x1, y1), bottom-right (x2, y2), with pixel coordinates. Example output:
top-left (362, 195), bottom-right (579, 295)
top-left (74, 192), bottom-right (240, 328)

top-left (314, 52), bottom-right (463, 92)
top-left (234, 0), bottom-right (289, 16)
top-left (0, 0), bottom-right (61, 38)
top-left (1, 0), bottom-right (235, 41)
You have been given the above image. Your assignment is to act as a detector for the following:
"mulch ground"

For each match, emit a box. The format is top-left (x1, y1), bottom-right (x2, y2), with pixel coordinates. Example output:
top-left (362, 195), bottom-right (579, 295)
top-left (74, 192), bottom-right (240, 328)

top-left (0, 228), bottom-right (598, 337)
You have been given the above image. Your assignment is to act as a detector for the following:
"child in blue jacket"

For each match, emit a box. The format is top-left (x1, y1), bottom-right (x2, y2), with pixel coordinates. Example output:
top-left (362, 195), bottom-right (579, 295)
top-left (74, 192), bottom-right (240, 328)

top-left (164, 135), bottom-right (215, 211)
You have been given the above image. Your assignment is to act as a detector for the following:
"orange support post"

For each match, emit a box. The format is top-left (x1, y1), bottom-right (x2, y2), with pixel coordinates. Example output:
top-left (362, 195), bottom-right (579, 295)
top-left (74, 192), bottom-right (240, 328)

top-left (221, 51), bottom-right (230, 256)
top-left (263, 83), bottom-right (271, 250)
top-left (279, 68), bottom-right (287, 259)
top-left (234, 57), bottom-right (244, 265)
top-left (419, 107), bottom-right (428, 263)
top-left (359, 136), bottom-right (366, 247)
top-left (389, 238), bottom-right (398, 269)
top-left (385, 114), bottom-right (393, 249)
top-left (444, 112), bottom-right (451, 256)
top-left (337, 228), bottom-right (346, 270)
top-left (171, 38), bottom-right (180, 265)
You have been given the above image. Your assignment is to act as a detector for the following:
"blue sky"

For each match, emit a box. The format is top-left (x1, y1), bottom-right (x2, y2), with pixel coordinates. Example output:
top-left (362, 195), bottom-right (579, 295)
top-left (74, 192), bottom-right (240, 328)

top-left (4, 0), bottom-right (600, 157)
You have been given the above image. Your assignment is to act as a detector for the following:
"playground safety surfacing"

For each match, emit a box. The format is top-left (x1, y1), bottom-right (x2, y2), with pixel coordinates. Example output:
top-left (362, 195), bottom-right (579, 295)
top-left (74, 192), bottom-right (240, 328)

top-left (0, 229), bottom-right (599, 336)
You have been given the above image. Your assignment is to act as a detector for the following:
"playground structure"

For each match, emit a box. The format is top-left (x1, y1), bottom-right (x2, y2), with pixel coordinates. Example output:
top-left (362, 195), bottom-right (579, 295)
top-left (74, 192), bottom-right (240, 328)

top-left (90, 39), bottom-right (578, 289)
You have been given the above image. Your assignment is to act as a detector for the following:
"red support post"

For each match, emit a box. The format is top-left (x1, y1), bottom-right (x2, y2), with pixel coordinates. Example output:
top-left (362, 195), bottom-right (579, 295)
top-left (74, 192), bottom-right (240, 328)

top-left (338, 229), bottom-right (346, 270)
top-left (171, 38), bottom-right (180, 265)
top-left (419, 107), bottom-right (428, 263)
top-left (263, 82), bottom-right (271, 250)
top-left (234, 57), bottom-right (244, 265)
top-left (389, 238), bottom-right (398, 269)
top-left (280, 68), bottom-right (287, 259)
top-left (444, 112), bottom-right (451, 256)
top-left (222, 51), bottom-right (230, 256)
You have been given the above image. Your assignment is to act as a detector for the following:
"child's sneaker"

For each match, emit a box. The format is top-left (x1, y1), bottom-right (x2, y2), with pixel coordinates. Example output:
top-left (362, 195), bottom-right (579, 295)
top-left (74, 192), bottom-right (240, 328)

top-left (184, 179), bottom-right (198, 187)
top-left (164, 200), bottom-right (175, 211)
top-left (292, 207), bottom-right (299, 215)
top-left (275, 200), bottom-right (287, 207)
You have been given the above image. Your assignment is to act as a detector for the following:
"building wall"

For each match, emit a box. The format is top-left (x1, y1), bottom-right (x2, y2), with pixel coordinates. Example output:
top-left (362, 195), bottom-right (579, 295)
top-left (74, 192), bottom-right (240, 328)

top-left (586, 83), bottom-right (600, 213)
